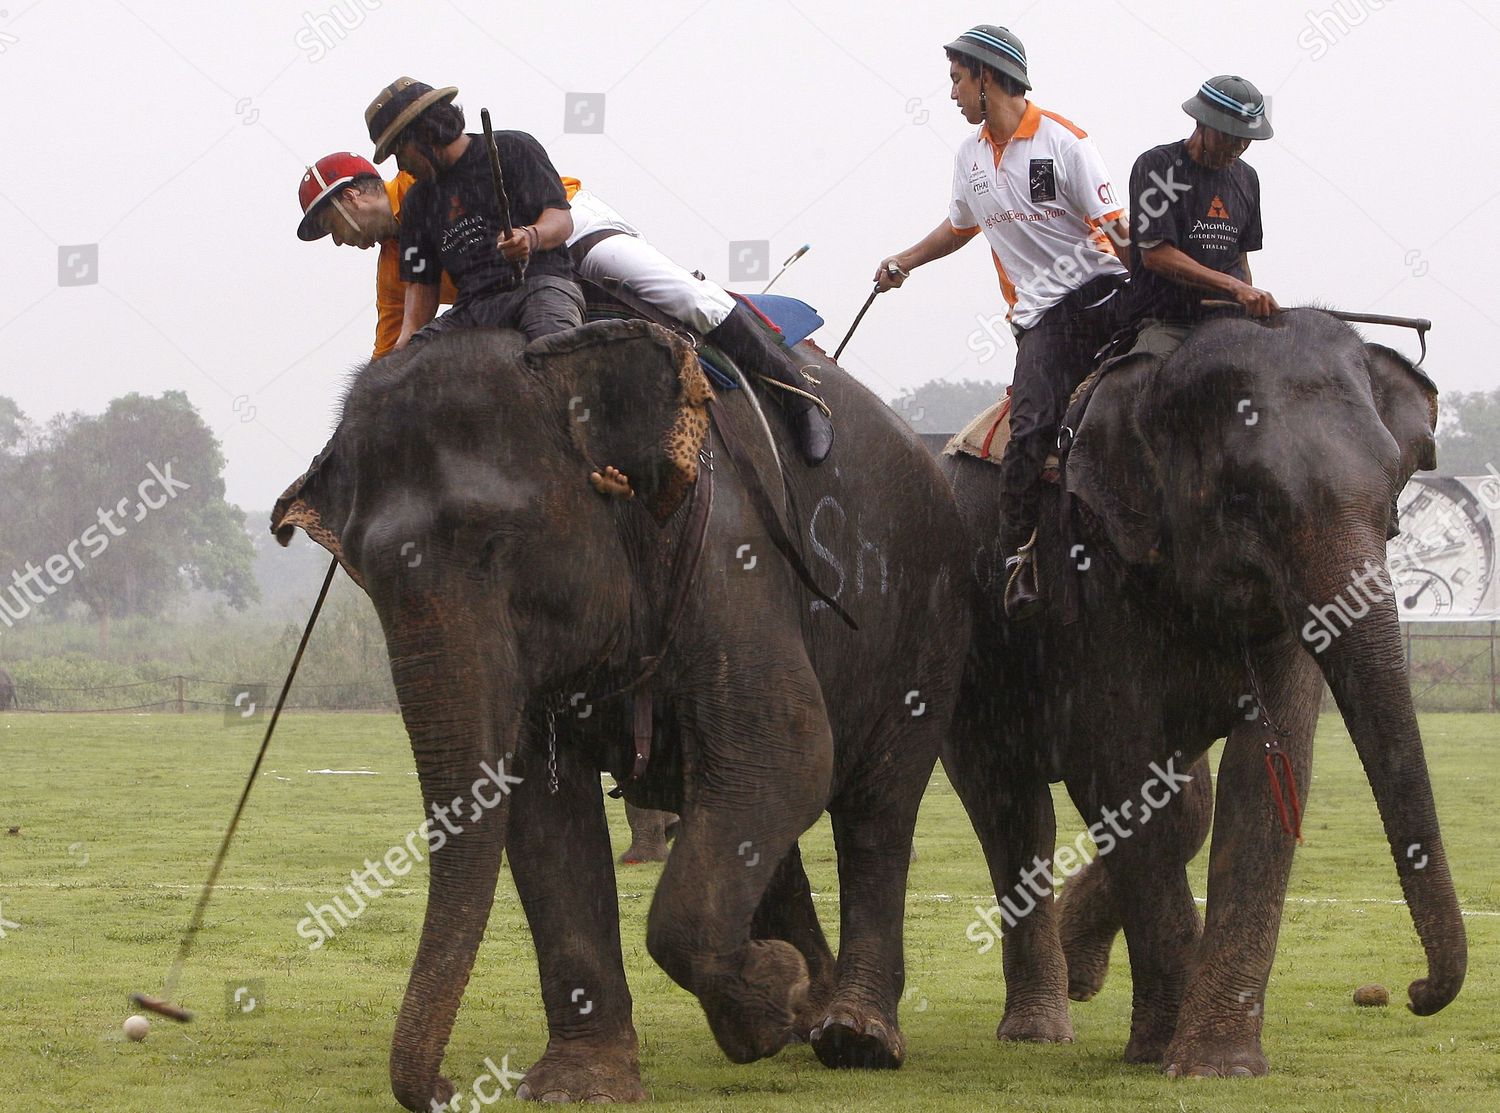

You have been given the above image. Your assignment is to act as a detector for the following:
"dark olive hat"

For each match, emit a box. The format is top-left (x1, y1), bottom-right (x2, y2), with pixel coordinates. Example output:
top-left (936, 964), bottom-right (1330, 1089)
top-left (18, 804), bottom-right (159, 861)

top-left (944, 25), bottom-right (1031, 91)
top-left (365, 76), bottom-right (459, 162)
top-left (1183, 75), bottom-right (1274, 140)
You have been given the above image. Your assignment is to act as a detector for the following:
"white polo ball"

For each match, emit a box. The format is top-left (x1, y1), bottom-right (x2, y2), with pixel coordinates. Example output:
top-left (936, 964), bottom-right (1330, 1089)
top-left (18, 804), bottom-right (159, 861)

top-left (123, 1014), bottom-right (150, 1041)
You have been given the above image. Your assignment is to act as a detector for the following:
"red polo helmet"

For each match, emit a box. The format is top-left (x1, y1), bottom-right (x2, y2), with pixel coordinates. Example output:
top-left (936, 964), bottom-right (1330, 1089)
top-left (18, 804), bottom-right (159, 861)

top-left (297, 152), bottom-right (380, 241)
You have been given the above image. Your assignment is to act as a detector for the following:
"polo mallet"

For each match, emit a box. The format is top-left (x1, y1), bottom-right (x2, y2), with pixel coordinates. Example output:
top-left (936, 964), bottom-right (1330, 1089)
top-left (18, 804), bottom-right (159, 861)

top-left (1201, 299), bottom-right (1432, 362)
top-left (131, 557), bottom-right (339, 1024)
top-left (480, 108), bottom-right (524, 283)
top-left (834, 261), bottom-right (903, 361)
top-left (762, 244), bottom-right (810, 293)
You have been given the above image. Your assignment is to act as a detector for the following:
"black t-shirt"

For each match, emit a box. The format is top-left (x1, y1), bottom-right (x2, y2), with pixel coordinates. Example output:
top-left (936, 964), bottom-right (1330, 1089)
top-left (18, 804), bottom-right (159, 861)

top-left (1126, 140), bottom-right (1263, 323)
top-left (399, 130), bottom-right (572, 298)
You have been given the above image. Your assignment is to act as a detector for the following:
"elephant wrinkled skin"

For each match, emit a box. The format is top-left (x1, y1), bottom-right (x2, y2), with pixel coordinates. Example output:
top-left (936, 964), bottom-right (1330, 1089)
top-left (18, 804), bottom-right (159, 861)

top-left (272, 319), bottom-right (969, 1107)
top-left (940, 309), bottom-right (1463, 1076)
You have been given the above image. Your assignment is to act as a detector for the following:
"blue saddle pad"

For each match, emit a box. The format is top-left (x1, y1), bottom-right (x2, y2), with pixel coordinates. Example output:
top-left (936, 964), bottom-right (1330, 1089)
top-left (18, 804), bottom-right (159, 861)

top-left (700, 294), bottom-right (824, 390)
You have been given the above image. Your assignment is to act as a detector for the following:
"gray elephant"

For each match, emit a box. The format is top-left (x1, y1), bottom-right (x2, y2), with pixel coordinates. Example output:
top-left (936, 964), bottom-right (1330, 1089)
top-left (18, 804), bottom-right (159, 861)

top-left (940, 309), bottom-right (1463, 1076)
top-left (272, 319), bottom-right (970, 1107)
top-left (619, 801), bottom-right (678, 864)
top-left (0, 667), bottom-right (15, 710)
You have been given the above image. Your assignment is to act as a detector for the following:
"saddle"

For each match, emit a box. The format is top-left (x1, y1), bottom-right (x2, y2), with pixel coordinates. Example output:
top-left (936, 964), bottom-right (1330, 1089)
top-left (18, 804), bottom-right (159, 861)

top-left (580, 281), bottom-right (824, 393)
top-left (942, 387), bottom-right (1060, 482)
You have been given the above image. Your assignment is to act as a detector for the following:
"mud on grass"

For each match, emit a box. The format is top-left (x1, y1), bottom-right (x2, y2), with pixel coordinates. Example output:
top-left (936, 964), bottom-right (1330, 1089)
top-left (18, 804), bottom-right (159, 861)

top-left (1, 712), bottom-right (1496, 1111)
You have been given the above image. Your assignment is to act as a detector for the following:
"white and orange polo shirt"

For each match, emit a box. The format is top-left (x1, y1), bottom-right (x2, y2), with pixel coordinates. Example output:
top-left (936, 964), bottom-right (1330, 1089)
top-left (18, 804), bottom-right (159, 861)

top-left (948, 102), bottom-right (1126, 329)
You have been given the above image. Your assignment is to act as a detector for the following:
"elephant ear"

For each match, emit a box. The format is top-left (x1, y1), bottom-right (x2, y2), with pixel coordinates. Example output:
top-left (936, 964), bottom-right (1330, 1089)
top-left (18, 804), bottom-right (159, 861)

top-left (1064, 357), bottom-right (1166, 565)
top-left (271, 440), bottom-right (366, 589)
top-left (524, 319), bottom-right (714, 524)
top-left (1364, 342), bottom-right (1438, 481)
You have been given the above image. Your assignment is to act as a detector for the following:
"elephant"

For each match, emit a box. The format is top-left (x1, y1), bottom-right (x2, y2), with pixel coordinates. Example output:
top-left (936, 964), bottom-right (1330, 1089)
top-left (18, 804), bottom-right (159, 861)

top-left (271, 318), bottom-right (970, 1108)
top-left (0, 667), bottom-right (15, 709)
top-left (939, 308), bottom-right (1464, 1077)
top-left (619, 801), bottom-right (678, 864)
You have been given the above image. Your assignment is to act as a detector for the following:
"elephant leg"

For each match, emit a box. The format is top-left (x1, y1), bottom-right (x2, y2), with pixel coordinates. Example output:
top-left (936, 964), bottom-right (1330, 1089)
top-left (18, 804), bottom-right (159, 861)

top-left (1059, 756), bottom-right (1213, 1002)
top-left (646, 660), bottom-right (833, 1064)
top-left (619, 801), bottom-right (678, 864)
top-left (810, 687), bottom-right (951, 1071)
top-left (1074, 747), bottom-right (1207, 1065)
top-left (750, 842), bottom-right (836, 1036)
top-left (1054, 853), bottom-right (1118, 1002)
top-left (505, 737), bottom-right (645, 1102)
top-left (1164, 649), bottom-right (1322, 1078)
top-left (941, 709), bottom-right (1073, 1044)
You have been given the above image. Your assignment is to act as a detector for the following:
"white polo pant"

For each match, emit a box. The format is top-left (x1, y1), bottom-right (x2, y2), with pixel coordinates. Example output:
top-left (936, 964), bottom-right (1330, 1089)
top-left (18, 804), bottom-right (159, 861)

top-left (567, 188), bottom-right (736, 334)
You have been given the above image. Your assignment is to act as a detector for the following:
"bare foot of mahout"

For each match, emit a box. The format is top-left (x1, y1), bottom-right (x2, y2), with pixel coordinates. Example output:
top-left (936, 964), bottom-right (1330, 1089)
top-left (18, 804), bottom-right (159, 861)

top-left (590, 465), bottom-right (634, 499)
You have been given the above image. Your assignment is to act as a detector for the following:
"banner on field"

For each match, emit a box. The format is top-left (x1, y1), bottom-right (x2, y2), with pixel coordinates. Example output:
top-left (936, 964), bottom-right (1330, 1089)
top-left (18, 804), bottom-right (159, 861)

top-left (1390, 473), bottom-right (1500, 622)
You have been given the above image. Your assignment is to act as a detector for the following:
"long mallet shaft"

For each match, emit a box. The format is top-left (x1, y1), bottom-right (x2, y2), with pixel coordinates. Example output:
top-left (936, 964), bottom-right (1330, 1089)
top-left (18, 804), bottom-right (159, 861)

top-left (835, 262), bottom-right (903, 361)
top-left (132, 557), bottom-right (339, 1023)
top-left (480, 108), bottom-right (524, 282)
top-left (1201, 299), bottom-right (1432, 361)
top-left (762, 244), bottom-right (810, 294)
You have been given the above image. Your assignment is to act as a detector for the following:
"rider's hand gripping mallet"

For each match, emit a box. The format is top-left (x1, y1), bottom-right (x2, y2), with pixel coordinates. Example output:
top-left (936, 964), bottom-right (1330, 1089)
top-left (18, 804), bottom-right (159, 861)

top-left (130, 557), bottom-right (338, 1024)
top-left (480, 108), bottom-right (524, 284)
top-left (834, 260), bottom-right (903, 362)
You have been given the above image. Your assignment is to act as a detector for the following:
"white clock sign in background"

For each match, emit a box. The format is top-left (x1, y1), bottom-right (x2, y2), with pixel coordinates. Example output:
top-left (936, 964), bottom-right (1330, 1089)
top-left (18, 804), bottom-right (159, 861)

top-left (1389, 475), bottom-right (1500, 621)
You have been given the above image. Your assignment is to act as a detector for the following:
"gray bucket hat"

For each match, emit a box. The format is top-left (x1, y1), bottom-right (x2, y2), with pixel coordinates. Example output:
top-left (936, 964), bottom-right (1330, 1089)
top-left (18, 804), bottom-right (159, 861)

top-left (944, 25), bottom-right (1031, 91)
top-left (1183, 75), bottom-right (1274, 140)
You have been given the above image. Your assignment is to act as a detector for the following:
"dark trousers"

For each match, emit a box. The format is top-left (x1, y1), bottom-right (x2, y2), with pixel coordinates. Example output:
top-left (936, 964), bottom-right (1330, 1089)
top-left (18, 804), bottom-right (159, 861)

top-left (998, 276), bottom-right (1126, 555)
top-left (413, 274), bottom-right (585, 344)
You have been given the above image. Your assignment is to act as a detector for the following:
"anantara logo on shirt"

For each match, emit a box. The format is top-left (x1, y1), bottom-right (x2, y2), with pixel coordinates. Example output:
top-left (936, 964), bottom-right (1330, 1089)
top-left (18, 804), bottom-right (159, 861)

top-left (447, 194), bottom-right (467, 222)
top-left (1207, 195), bottom-right (1230, 219)
top-left (1029, 159), bottom-right (1057, 203)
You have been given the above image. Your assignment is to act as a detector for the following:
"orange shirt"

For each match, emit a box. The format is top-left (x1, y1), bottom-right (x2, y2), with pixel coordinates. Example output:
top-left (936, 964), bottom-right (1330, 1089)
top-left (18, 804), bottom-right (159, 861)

top-left (374, 174), bottom-right (459, 359)
top-left (373, 173), bottom-right (584, 359)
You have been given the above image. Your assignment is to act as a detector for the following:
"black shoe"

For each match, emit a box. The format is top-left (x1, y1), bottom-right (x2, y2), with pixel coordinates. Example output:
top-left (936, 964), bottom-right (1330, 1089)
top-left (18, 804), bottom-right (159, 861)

top-left (705, 302), bottom-right (834, 466)
top-left (1003, 544), bottom-right (1045, 622)
top-left (793, 405), bottom-right (834, 465)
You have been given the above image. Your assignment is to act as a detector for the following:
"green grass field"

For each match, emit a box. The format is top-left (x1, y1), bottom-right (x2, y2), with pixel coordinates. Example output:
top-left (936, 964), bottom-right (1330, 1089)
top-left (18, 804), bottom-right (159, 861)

top-left (1, 711), bottom-right (1496, 1111)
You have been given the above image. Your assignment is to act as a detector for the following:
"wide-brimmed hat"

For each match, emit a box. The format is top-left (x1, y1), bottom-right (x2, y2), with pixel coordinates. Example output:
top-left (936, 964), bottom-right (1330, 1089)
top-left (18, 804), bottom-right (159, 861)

top-left (365, 76), bottom-right (459, 162)
top-left (296, 151), bottom-right (379, 241)
top-left (1182, 75), bottom-right (1273, 140)
top-left (944, 25), bottom-right (1031, 91)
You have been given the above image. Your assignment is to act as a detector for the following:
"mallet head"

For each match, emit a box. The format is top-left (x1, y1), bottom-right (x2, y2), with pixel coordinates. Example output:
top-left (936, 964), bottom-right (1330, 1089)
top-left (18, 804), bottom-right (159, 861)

top-left (130, 992), bottom-right (194, 1023)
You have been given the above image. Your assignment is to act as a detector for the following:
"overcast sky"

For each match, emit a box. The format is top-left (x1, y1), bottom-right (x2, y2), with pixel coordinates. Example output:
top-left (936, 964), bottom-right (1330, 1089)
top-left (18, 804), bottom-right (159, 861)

top-left (2, 0), bottom-right (1495, 510)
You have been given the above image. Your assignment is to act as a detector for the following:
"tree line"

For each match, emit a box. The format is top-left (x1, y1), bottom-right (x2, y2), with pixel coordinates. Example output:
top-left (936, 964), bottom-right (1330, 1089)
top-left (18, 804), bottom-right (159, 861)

top-left (0, 392), bottom-right (257, 648)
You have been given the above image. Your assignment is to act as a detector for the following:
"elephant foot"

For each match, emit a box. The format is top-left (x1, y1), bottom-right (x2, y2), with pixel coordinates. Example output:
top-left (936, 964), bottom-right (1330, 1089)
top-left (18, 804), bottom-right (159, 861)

top-left (1163, 1032), bottom-right (1269, 1078)
top-left (618, 842), bottom-right (669, 864)
top-left (996, 999), bottom-right (1074, 1044)
top-left (810, 1002), bottom-right (905, 1070)
top-left (701, 939), bottom-right (808, 1064)
top-left (516, 1037), bottom-right (647, 1103)
top-left (792, 966), bottom-right (839, 1039)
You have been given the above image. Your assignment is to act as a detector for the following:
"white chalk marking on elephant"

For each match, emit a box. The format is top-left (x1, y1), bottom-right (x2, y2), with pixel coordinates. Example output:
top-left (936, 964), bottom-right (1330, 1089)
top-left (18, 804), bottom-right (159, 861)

top-left (809, 494), bottom-right (889, 614)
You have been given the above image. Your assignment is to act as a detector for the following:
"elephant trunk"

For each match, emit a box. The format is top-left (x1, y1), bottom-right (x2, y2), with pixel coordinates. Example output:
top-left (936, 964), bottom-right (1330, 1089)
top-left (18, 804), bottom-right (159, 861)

top-left (1308, 556), bottom-right (1466, 1016)
top-left (382, 603), bottom-right (520, 1112)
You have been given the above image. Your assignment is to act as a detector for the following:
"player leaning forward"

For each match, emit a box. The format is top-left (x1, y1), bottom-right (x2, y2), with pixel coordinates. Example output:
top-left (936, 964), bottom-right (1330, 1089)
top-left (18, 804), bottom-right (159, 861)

top-left (876, 25), bottom-right (1130, 619)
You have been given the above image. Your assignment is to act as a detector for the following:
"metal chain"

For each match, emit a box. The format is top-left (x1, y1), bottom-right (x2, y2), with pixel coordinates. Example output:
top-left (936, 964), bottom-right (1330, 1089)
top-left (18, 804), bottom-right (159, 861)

top-left (1242, 643), bottom-right (1292, 744)
top-left (544, 699), bottom-right (560, 796)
